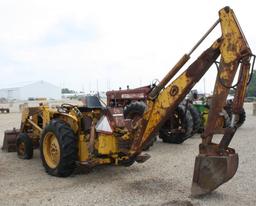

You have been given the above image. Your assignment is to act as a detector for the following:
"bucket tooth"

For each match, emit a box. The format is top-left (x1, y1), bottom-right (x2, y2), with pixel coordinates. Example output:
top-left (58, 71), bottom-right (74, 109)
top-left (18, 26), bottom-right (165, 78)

top-left (191, 153), bottom-right (238, 196)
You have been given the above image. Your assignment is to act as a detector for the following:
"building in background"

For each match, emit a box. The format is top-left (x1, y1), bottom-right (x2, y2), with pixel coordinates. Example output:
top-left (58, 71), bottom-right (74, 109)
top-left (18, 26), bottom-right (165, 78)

top-left (0, 81), bottom-right (61, 100)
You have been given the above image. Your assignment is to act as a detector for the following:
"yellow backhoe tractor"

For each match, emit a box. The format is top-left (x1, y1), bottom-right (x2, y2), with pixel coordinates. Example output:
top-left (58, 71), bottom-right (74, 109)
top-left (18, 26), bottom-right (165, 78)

top-left (2, 7), bottom-right (254, 196)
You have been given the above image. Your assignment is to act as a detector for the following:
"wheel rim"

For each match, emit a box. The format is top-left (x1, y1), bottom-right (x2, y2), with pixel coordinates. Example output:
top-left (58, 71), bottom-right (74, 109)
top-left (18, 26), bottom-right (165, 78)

top-left (43, 132), bottom-right (60, 169)
top-left (18, 142), bottom-right (25, 156)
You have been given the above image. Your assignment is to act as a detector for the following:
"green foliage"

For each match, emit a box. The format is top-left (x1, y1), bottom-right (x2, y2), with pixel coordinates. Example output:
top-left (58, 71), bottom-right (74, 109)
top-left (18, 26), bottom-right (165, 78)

top-left (61, 88), bottom-right (76, 94)
top-left (247, 70), bottom-right (256, 97)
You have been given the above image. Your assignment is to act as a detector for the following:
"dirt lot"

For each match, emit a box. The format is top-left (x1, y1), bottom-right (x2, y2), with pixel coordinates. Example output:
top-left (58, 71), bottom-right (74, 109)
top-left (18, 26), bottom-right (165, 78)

top-left (0, 103), bottom-right (256, 206)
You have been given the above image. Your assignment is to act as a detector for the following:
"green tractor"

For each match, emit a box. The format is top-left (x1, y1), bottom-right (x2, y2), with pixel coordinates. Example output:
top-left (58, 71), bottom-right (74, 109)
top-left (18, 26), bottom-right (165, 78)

top-left (191, 92), bottom-right (246, 132)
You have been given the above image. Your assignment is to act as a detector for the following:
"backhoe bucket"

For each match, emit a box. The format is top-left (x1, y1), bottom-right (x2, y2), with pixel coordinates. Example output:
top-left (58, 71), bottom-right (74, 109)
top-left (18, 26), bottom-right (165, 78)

top-left (2, 129), bottom-right (20, 152)
top-left (191, 153), bottom-right (238, 196)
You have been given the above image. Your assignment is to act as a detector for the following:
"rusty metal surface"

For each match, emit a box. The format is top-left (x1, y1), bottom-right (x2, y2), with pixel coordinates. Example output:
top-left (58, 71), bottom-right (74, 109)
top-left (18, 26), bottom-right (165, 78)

top-left (232, 60), bottom-right (250, 114)
top-left (107, 107), bottom-right (126, 128)
top-left (219, 7), bottom-right (251, 64)
top-left (126, 6), bottom-right (253, 196)
top-left (130, 43), bottom-right (221, 154)
top-left (191, 153), bottom-right (238, 196)
top-left (135, 153), bottom-right (151, 163)
top-left (191, 7), bottom-right (253, 196)
top-left (2, 129), bottom-right (20, 152)
top-left (106, 86), bottom-right (151, 107)
top-left (89, 122), bottom-right (96, 154)
top-left (218, 127), bottom-right (237, 152)
top-left (202, 60), bottom-right (239, 144)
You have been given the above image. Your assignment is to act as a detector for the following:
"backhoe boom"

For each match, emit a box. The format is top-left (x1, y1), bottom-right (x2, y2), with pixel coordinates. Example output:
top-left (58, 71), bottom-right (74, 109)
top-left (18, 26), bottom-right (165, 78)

top-left (129, 6), bottom-right (253, 196)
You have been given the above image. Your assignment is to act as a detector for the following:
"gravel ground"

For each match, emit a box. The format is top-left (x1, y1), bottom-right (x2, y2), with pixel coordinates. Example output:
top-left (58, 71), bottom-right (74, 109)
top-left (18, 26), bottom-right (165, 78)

top-left (0, 103), bottom-right (255, 206)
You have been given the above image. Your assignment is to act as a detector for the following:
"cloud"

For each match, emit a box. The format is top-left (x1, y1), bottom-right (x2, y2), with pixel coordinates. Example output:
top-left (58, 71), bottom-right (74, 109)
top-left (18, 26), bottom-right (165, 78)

top-left (40, 20), bottom-right (97, 47)
top-left (0, 0), bottom-right (255, 93)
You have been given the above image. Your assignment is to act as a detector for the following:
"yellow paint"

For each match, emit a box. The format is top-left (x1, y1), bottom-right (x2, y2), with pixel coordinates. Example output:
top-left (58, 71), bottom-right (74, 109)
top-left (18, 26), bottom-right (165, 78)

top-left (21, 107), bottom-right (29, 122)
top-left (136, 14), bottom-right (249, 148)
top-left (219, 8), bottom-right (250, 63)
top-left (78, 134), bottom-right (89, 161)
top-left (202, 109), bottom-right (209, 127)
top-left (42, 106), bottom-right (50, 128)
top-left (58, 114), bottom-right (79, 133)
top-left (98, 134), bottom-right (118, 155)
top-left (17, 7), bottom-right (253, 171)
top-left (97, 158), bottom-right (112, 164)
top-left (42, 131), bottom-right (60, 169)
top-left (202, 109), bottom-right (224, 128)
top-left (141, 71), bottom-right (193, 144)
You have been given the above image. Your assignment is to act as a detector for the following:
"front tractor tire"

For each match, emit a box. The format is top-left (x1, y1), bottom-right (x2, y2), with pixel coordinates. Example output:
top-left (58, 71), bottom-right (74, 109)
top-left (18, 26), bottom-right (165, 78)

top-left (16, 133), bottom-right (33, 159)
top-left (40, 119), bottom-right (78, 177)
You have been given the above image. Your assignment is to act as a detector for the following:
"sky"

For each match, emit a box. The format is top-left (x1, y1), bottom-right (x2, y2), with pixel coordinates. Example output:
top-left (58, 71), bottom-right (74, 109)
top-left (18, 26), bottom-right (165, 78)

top-left (0, 0), bottom-right (255, 93)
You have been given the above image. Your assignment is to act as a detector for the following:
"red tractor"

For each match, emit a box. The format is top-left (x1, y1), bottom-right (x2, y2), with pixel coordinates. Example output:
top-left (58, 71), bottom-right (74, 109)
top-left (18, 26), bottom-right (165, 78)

top-left (106, 86), bottom-right (246, 146)
top-left (106, 85), bottom-right (198, 145)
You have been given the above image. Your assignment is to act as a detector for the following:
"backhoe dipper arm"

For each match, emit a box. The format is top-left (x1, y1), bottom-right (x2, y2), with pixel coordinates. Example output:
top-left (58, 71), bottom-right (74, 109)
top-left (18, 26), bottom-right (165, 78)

top-left (191, 7), bottom-right (252, 196)
top-left (128, 7), bottom-right (252, 196)
top-left (129, 41), bottom-right (221, 153)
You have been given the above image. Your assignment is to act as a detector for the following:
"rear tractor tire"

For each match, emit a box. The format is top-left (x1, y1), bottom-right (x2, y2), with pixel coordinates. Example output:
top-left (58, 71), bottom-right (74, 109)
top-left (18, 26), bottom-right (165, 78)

top-left (187, 103), bottom-right (201, 134)
top-left (225, 104), bottom-right (246, 128)
top-left (40, 119), bottom-right (78, 177)
top-left (224, 99), bottom-right (246, 128)
top-left (123, 101), bottom-right (146, 119)
top-left (142, 136), bottom-right (157, 151)
top-left (236, 108), bottom-right (246, 128)
top-left (159, 105), bottom-right (194, 144)
top-left (16, 133), bottom-right (33, 159)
